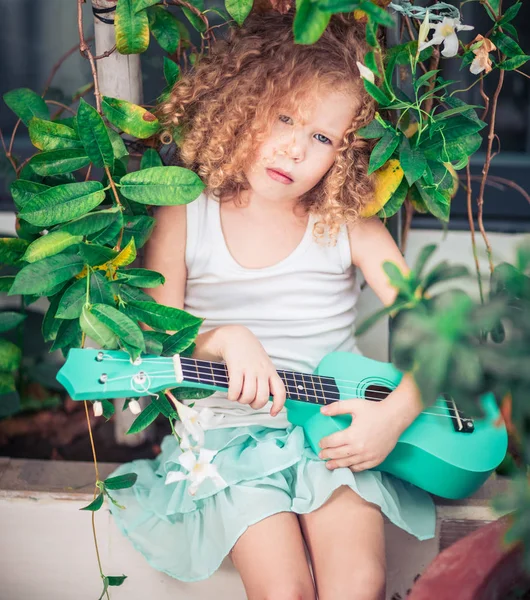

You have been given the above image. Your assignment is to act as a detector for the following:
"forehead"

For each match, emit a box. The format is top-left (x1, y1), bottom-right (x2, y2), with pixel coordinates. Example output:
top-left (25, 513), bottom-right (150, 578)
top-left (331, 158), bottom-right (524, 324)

top-left (280, 86), bottom-right (357, 137)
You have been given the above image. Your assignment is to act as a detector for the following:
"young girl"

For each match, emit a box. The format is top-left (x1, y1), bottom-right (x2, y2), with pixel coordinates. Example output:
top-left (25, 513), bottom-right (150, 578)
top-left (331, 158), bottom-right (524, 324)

top-left (107, 9), bottom-right (435, 599)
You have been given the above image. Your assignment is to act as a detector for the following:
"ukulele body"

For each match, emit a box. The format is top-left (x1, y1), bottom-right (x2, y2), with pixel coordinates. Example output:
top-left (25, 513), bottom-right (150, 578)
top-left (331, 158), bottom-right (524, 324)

top-left (285, 352), bottom-right (507, 499)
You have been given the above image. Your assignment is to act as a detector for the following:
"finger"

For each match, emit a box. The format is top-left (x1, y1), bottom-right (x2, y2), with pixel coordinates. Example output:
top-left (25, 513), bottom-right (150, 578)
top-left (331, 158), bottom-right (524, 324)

top-left (227, 369), bottom-right (243, 402)
top-left (319, 429), bottom-right (350, 450)
top-left (238, 374), bottom-right (257, 405)
top-left (349, 461), bottom-right (375, 473)
top-left (318, 444), bottom-right (352, 461)
top-left (320, 399), bottom-right (361, 417)
top-left (250, 376), bottom-right (271, 410)
top-left (269, 375), bottom-right (286, 416)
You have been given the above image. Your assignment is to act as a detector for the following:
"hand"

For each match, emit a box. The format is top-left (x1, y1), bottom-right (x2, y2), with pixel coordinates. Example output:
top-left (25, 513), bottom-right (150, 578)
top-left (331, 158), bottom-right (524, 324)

top-left (214, 325), bottom-right (286, 417)
top-left (317, 397), bottom-right (403, 472)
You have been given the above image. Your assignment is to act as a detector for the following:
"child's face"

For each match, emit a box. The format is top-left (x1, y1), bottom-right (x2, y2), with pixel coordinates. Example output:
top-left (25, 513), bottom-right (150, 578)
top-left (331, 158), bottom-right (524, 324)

top-left (246, 86), bottom-right (357, 204)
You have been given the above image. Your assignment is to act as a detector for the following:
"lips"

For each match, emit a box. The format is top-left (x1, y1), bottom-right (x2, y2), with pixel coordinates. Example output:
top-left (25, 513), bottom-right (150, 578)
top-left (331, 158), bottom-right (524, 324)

top-left (266, 168), bottom-right (293, 184)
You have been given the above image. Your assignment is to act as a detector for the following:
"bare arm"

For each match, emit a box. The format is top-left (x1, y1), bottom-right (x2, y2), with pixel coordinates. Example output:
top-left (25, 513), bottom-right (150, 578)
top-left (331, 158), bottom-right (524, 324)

top-left (348, 217), bottom-right (423, 429)
top-left (142, 204), bottom-right (226, 362)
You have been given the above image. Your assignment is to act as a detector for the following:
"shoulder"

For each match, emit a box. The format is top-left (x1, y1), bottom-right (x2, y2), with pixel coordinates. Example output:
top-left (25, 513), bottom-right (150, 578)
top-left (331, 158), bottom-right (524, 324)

top-left (346, 216), bottom-right (393, 266)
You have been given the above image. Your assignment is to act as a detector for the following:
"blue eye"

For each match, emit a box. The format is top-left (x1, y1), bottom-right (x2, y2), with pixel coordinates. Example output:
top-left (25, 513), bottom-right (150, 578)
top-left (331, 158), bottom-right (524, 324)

top-left (315, 133), bottom-right (332, 145)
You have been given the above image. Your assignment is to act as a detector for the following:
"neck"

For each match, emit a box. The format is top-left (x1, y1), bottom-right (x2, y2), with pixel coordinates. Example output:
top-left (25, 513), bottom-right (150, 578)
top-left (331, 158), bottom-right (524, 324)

top-left (180, 356), bottom-right (340, 406)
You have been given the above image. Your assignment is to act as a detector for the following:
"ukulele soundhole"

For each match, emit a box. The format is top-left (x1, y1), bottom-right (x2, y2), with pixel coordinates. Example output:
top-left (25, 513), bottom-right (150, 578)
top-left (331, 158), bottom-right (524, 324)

top-left (365, 384), bottom-right (392, 403)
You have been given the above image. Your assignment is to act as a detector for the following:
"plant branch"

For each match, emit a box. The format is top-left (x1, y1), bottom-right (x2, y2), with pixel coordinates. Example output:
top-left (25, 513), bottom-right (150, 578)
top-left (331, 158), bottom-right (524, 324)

top-left (465, 164), bottom-right (485, 303)
top-left (45, 100), bottom-right (76, 115)
top-left (77, 0), bottom-right (102, 113)
top-left (42, 37), bottom-right (94, 97)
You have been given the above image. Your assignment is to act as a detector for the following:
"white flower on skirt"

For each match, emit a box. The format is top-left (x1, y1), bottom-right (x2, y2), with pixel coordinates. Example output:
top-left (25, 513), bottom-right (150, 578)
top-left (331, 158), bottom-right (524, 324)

top-left (165, 448), bottom-right (227, 496)
top-left (419, 17), bottom-right (474, 58)
top-left (175, 402), bottom-right (224, 449)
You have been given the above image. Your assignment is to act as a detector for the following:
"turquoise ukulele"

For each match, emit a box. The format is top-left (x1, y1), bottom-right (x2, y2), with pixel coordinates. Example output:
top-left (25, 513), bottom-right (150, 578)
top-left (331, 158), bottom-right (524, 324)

top-left (57, 348), bottom-right (507, 500)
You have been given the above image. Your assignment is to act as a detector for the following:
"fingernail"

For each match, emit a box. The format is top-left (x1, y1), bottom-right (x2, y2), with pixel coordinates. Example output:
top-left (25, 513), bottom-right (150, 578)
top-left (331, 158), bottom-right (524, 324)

top-left (320, 407), bottom-right (328, 413)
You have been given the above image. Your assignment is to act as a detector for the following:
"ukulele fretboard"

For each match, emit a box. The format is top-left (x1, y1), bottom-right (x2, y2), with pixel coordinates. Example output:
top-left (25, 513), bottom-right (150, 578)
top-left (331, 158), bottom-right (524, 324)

top-left (180, 358), bottom-right (341, 406)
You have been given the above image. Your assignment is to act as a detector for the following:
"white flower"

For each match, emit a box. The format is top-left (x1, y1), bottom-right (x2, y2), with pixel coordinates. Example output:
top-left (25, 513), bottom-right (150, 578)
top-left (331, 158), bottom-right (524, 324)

top-left (165, 448), bottom-right (227, 496)
top-left (419, 17), bottom-right (474, 58)
top-left (175, 402), bottom-right (224, 449)
top-left (417, 11), bottom-right (431, 52)
top-left (356, 60), bottom-right (375, 84)
top-left (128, 399), bottom-right (142, 415)
top-left (93, 401), bottom-right (103, 417)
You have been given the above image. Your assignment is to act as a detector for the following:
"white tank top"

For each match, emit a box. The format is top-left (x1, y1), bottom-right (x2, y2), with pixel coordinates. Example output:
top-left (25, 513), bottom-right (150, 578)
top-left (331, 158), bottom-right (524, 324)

top-left (183, 192), bottom-right (362, 429)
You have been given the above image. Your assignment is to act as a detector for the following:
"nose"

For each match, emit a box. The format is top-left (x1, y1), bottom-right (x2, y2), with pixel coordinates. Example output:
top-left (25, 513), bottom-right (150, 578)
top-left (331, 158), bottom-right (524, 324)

top-left (282, 129), bottom-right (305, 163)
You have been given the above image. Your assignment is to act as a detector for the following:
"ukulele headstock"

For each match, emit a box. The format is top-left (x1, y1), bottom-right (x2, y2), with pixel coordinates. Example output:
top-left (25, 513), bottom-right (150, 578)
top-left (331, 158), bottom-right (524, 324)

top-left (56, 348), bottom-right (180, 400)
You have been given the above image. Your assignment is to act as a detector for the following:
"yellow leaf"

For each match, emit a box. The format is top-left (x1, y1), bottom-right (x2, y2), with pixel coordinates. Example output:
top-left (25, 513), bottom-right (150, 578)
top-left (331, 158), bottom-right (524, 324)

top-left (361, 159), bottom-right (404, 218)
top-left (354, 9), bottom-right (367, 20)
top-left (111, 238), bottom-right (137, 268)
top-left (444, 162), bottom-right (459, 198)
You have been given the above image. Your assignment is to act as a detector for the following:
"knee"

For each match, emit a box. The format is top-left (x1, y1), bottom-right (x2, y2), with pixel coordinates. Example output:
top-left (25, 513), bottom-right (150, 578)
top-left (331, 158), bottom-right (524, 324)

top-left (262, 583), bottom-right (316, 600)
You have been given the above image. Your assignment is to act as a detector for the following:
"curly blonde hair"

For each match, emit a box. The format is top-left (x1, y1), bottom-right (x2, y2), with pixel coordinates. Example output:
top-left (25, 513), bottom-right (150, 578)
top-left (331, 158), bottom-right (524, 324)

top-left (157, 9), bottom-right (377, 239)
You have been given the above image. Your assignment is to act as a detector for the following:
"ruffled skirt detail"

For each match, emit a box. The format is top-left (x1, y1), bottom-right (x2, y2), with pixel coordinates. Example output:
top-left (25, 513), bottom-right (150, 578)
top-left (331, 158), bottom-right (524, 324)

top-left (107, 424), bottom-right (436, 582)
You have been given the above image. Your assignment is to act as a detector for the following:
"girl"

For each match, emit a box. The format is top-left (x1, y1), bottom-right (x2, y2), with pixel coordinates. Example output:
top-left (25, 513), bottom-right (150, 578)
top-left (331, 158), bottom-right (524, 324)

top-left (108, 8), bottom-right (435, 599)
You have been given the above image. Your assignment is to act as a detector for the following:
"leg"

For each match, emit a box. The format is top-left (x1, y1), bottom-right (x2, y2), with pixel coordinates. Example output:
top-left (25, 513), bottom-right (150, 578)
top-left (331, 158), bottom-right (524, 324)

top-left (229, 511), bottom-right (316, 600)
top-left (298, 486), bottom-right (386, 600)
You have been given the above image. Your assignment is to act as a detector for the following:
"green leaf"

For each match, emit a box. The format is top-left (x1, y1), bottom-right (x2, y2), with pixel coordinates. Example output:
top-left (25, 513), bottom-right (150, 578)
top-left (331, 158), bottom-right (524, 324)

top-left (102, 96), bottom-right (160, 139)
top-left (121, 215), bottom-right (156, 249)
top-left (78, 243), bottom-right (118, 267)
top-left (491, 31), bottom-right (525, 58)
top-left (224, 0), bottom-right (253, 26)
top-left (422, 262), bottom-right (469, 291)
top-left (0, 338), bottom-right (22, 371)
top-left (368, 131), bottom-right (400, 175)
top-left (115, 0), bottom-right (150, 54)
top-left (56, 277), bottom-right (86, 319)
top-left (141, 148), bottom-right (163, 169)
top-left (119, 166), bottom-right (205, 205)
top-left (28, 117), bottom-right (82, 151)
top-left (87, 211), bottom-right (124, 247)
top-left (107, 575), bottom-right (127, 587)
top-left (107, 128), bottom-right (129, 161)
top-left (42, 289), bottom-right (66, 342)
top-left (22, 231), bottom-right (83, 263)
top-left (20, 181), bottom-right (106, 227)
top-left (499, 55), bottom-right (530, 70)
top-left (413, 244), bottom-right (437, 281)
top-left (293, 0), bottom-right (331, 45)
top-left (135, 0), bottom-right (159, 10)
top-left (76, 99), bottom-right (115, 170)
top-left (57, 207), bottom-right (122, 237)
top-left (118, 268), bottom-right (165, 288)
top-left (152, 393), bottom-right (177, 418)
top-left (182, 0), bottom-right (207, 33)
top-left (362, 79), bottom-right (391, 106)
top-left (51, 318), bottom-right (83, 353)
top-left (103, 473), bottom-right (138, 490)
top-left (365, 19), bottom-right (379, 48)
top-left (433, 104), bottom-right (483, 122)
top-left (119, 283), bottom-right (153, 303)
top-left (127, 401), bottom-right (160, 434)
top-left (10, 180), bottom-right (49, 210)
top-left (499, 4), bottom-right (522, 25)
top-left (0, 311), bottom-right (26, 333)
top-left (377, 177), bottom-right (408, 219)
top-left (169, 387), bottom-right (214, 400)
top-left (356, 118), bottom-right (388, 139)
top-left (8, 254), bottom-right (84, 296)
top-left (90, 271), bottom-right (116, 306)
top-left (416, 183), bottom-right (451, 222)
top-left (124, 300), bottom-right (203, 331)
top-left (3, 88), bottom-right (49, 126)
top-left (147, 6), bottom-right (181, 53)
top-left (399, 137), bottom-right (426, 186)
top-left (357, 0), bottom-right (394, 26)
top-left (91, 303), bottom-right (146, 351)
top-left (143, 330), bottom-right (165, 355)
top-left (0, 237), bottom-right (29, 267)
top-left (162, 322), bottom-right (201, 355)
top-left (80, 305), bottom-right (119, 349)
top-left (28, 149), bottom-right (90, 176)
top-left (80, 492), bottom-right (104, 511)
top-left (163, 57), bottom-right (180, 87)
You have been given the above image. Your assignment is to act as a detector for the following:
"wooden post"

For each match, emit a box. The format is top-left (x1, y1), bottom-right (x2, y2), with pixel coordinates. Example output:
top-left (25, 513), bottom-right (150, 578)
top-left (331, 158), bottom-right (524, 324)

top-left (91, 0), bottom-right (151, 446)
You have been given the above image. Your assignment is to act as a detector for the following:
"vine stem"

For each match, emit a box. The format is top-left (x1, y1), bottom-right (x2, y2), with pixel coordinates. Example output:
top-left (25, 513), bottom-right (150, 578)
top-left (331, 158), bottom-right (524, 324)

top-left (466, 164), bottom-right (485, 304)
top-left (476, 67), bottom-right (505, 276)
top-left (77, 0), bottom-right (102, 113)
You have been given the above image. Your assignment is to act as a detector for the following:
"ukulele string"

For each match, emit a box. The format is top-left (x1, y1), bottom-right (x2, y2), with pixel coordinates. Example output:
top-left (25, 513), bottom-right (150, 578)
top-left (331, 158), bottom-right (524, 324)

top-left (101, 366), bottom-right (464, 420)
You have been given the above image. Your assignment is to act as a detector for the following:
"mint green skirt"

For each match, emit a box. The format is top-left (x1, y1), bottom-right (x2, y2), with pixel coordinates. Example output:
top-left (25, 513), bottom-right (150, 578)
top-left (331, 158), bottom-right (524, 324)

top-left (107, 424), bottom-right (436, 582)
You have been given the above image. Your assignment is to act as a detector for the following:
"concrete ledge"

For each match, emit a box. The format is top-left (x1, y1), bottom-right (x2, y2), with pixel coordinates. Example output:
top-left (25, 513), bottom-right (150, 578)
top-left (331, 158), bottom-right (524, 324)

top-left (0, 458), bottom-right (510, 600)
